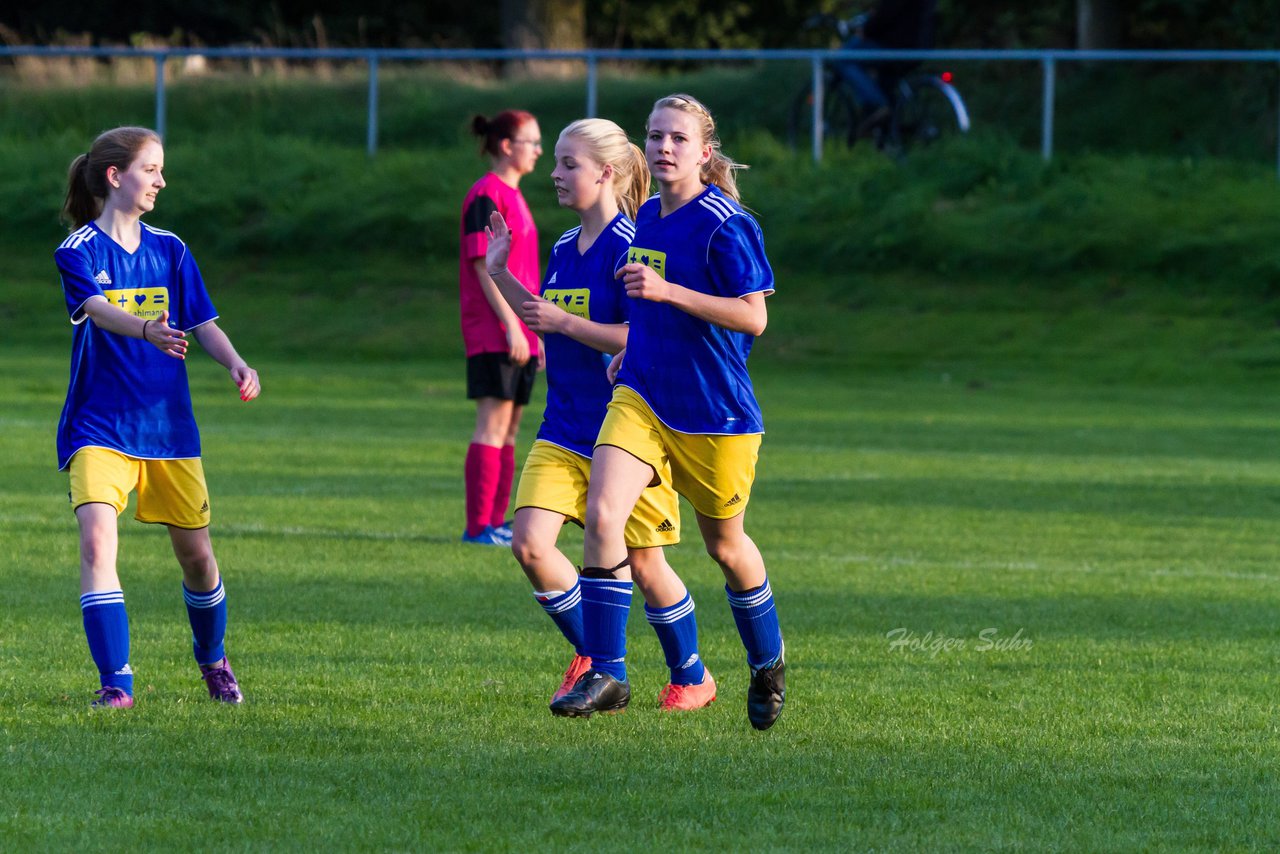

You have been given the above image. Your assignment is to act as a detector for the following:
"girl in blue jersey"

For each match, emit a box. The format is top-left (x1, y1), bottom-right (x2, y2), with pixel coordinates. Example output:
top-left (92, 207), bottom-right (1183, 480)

top-left (485, 118), bottom-right (716, 714)
top-left (557, 95), bottom-right (787, 729)
top-left (56, 126), bottom-right (260, 708)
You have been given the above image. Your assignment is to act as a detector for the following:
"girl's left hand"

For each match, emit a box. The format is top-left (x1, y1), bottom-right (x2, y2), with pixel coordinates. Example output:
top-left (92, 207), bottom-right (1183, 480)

top-left (520, 298), bottom-right (567, 335)
top-left (231, 365), bottom-right (260, 402)
top-left (484, 211), bottom-right (512, 275)
top-left (616, 263), bottom-right (672, 303)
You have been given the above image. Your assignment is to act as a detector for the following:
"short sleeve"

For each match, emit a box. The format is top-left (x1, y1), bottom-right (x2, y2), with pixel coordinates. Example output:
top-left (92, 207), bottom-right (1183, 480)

top-left (461, 193), bottom-right (498, 261)
top-left (708, 215), bottom-right (775, 299)
top-left (55, 247), bottom-right (102, 324)
top-left (172, 245), bottom-right (218, 331)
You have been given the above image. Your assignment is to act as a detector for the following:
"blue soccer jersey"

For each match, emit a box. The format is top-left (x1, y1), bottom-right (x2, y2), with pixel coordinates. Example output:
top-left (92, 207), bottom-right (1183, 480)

top-left (536, 214), bottom-right (636, 457)
top-left (616, 185), bottom-right (775, 435)
top-left (54, 222), bottom-right (218, 470)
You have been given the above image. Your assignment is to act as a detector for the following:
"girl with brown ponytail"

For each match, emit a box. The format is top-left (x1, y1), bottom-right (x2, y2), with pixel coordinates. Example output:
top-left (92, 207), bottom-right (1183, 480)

top-left (55, 126), bottom-right (260, 709)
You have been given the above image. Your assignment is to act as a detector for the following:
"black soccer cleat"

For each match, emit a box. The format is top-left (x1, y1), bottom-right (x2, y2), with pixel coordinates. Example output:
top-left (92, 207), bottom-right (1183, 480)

top-left (747, 653), bottom-right (785, 730)
top-left (549, 668), bottom-right (630, 717)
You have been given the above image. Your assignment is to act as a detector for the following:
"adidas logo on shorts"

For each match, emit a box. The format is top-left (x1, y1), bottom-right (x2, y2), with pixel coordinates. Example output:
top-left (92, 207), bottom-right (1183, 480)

top-left (200, 500), bottom-right (210, 513)
top-left (655, 518), bottom-right (675, 533)
top-left (723, 493), bottom-right (742, 508)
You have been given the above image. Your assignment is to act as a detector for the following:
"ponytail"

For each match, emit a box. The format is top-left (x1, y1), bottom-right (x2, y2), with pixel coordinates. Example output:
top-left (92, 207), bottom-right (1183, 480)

top-left (700, 151), bottom-right (746, 204)
top-left (62, 154), bottom-right (98, 229)
top-left (472, 109), bottom-right (536, 158)
top-left (60, 126), bottom-right (163, 229)
top-left (557, 118), bottom-right (652, 220)
top-left (616, 142), bottom-right (651, 220)
top-left (648, 93), bottom-right (747, 203)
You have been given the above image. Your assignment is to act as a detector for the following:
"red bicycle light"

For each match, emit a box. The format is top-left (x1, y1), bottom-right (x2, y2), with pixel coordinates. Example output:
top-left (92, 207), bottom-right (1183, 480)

top-left (941, 71), bottom-right (954, 83)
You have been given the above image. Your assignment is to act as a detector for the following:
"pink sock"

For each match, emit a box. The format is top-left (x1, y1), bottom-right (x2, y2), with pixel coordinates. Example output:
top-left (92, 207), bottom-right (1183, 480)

top-left (490, 444), bottom-right (517, 528)
top-left (464, 443), bottom-right (501, 536)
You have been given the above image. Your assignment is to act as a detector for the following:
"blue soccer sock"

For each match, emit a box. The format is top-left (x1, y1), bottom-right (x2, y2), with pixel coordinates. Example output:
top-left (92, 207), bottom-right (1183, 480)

top-left (534, 580), bottom-right (585, 654)
top-left (579, 575), bottom-right (633, 682)
top-left (726, 577), bottom-right (783, 670)
top-left (645, 592), bottom-right (706, 686)
top-left (81, 590), bottom-right (133, 694)
top-left (183, 579), bottom-right (228, 666)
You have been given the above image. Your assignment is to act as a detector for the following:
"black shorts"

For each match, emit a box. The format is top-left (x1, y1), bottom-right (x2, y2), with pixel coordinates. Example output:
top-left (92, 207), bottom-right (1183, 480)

top-left (466, 352), bottom-right (538, 405)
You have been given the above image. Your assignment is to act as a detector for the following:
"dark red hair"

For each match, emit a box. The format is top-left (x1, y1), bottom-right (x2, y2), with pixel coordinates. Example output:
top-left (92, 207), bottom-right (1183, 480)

top-left (471, 110), bottom-right (536, 157)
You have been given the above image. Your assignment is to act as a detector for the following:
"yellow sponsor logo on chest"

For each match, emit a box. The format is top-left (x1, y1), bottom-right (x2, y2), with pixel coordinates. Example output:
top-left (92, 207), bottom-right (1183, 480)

top-left (544, 288), bottom-right (591, 320)
top-left (103, 287), bottom-right (169, 319)
top-left (626, 247), bottom-right (667, 278)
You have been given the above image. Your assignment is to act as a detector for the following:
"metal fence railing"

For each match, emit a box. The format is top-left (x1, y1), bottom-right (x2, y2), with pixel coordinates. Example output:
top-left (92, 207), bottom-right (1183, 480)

top-left (4, 46), bottom-right (1280, 174)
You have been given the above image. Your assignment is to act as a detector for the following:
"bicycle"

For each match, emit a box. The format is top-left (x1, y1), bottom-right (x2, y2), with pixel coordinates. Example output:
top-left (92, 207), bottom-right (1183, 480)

top-left (787, 12), bottom-right (971, 155)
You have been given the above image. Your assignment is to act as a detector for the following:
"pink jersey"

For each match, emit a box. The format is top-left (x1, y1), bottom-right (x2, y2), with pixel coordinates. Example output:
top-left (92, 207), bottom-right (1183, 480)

top-left (459, 172), bottom-right (540, 357)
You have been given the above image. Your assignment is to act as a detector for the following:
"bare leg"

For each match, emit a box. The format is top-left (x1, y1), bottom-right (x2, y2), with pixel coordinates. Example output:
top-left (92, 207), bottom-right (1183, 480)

top-left (472, 397), bottom-right (515, 446)
top-left (168, 525), bottom-right (220, 591)
top-left (695, 510), bottom-right (767, 592)
top-left (582, 445), bottom-right (653, 581)
top-left (628, 546), bottom-right (687, 608)
top-left (511, 506), bottom-right (578, 591)
top-left (77, 502), bottom-right (121, 594)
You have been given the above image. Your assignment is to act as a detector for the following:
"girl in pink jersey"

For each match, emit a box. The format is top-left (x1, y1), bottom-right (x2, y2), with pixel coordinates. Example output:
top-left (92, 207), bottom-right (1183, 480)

top-left (458, 110), bottom-right (543, 545)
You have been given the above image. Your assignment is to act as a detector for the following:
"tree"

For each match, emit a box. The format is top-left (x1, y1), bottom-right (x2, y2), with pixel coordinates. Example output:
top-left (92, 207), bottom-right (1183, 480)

top-left (499, 0), bottom-right (584, 78)
top-left (1076, 0), bottom-right (1123, 50)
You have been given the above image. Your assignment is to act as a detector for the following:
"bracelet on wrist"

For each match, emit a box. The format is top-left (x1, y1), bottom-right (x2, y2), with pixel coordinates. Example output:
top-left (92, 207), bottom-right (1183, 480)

top-left (141, 319), bottom-right (152, 340)
top-left (489, 267), bottom-right (508, 278)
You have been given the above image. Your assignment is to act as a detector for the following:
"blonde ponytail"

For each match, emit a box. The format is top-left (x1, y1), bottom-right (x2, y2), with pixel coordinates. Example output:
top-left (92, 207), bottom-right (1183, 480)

top-left (558, 118), bottom-right (652, 219)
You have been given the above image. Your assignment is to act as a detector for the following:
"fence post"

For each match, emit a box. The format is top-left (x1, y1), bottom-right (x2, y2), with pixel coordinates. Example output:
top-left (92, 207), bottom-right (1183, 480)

top-left (586, 54), bottom-right (598, 117)
top-left (367, 54), bottom-right (380, 157)
top-left (154, 54), bottom-right (167, 139)
top-left (1041, 55), bottom-right (1055, 162)
top-left (811, 54), bottom-right (824, 163)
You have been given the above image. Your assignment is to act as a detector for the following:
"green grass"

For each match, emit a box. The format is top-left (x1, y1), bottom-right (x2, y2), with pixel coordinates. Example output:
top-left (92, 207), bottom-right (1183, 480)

top-left (2, 348), bottom-right (1278, 850)
top-left (3, 69), bottom-right (1280, 849)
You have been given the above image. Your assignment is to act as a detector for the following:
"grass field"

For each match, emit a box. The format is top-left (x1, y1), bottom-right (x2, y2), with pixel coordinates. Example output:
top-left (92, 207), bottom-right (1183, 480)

top-left (3, 343), bottom-right (1278, 849)
top-left (2, 70), bottom-right (1279, 850)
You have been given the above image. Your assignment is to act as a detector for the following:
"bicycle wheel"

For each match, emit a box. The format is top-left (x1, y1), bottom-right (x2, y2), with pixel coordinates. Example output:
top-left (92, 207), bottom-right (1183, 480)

top-left (890, 76), bottom-right (971, 151)
top-left (787, 79), bottom-right (861, 153)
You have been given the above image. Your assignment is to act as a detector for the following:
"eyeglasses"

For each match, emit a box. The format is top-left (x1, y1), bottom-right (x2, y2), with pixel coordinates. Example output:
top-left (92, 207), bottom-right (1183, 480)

top-left (511, 138), bottom-right (543, 148)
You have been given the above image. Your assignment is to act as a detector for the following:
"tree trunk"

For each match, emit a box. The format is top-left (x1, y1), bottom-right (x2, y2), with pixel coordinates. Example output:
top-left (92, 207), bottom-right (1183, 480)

top-left (1076, 0), bottom-right (1123, 50)
top-left (500, 0), bottom-right (585, 79)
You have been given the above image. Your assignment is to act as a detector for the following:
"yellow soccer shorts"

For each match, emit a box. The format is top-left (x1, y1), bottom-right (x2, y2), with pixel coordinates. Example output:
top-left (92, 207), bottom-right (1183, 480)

top-left (69, 447), bottom-right (211, 529)
top-left (514, 439), bottom-right (680, 548)
top-left (596, 386), bottom-right (761, 520)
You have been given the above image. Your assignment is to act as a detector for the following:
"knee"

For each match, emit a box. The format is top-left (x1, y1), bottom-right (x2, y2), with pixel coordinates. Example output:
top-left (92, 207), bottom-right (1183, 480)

top-left (80, 536), bottom-right (114, 572)
top-left (703, 535), bottom-right (740, 569)
top-left (584, 499), bottom-right (629, 543)
top-left (510, 529), bottom-right (544, 568)
top-left (173, 539), bottom-right (216, 576)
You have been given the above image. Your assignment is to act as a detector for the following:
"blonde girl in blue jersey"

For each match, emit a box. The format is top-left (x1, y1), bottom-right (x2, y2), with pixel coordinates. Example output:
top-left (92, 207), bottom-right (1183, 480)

top-left (56, 127), bottom-right (260, 708)
top-left (484, 118), bottom-right (716, 714)
top-left (553, 95), bottom-right (787, 729)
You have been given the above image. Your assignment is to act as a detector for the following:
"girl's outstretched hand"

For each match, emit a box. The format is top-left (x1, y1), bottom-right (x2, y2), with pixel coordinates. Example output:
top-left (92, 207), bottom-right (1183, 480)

top-left (143, 310), bottom-right (188, 359)
top-left (485, 211), bottom-right (512, 276)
